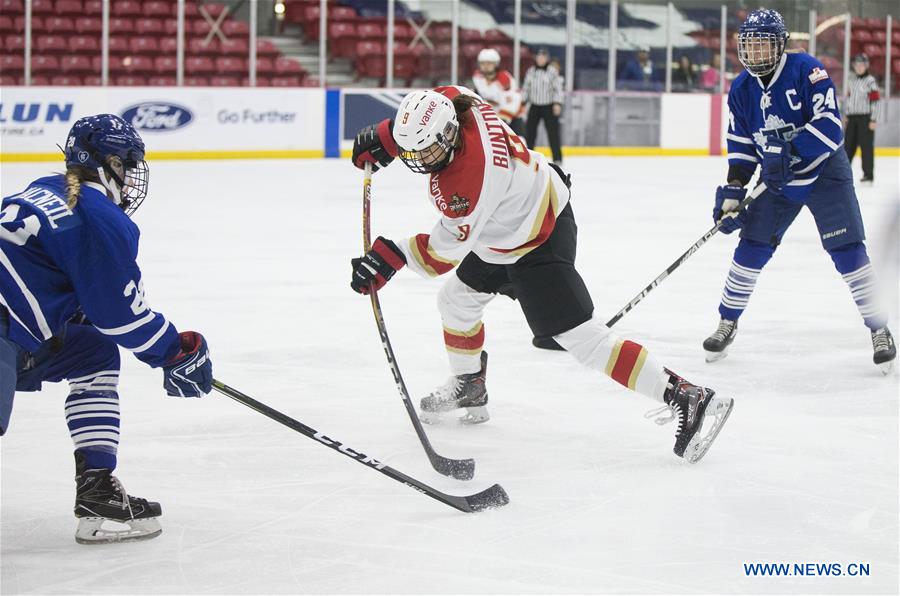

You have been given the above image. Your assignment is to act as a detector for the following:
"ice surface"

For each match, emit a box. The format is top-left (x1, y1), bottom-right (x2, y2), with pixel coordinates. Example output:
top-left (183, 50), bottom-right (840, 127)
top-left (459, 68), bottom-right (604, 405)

top-left (1, 156), bottom-right (898, 594)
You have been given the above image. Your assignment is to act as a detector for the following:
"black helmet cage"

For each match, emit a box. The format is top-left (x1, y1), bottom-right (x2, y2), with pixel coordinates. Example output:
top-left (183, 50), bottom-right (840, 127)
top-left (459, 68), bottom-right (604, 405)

top-left (78, 134), bottom-right (150, 216)
top-left (398, 121), bottom-right (459, 174)
top-left (738, 30), bottom-right (787, 77)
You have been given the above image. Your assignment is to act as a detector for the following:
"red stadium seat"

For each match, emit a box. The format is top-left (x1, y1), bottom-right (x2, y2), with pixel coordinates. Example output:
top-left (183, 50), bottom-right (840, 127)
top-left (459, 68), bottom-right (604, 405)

top-left (430, 21), bottom-right (453, 41)
top-left (159, 37), bottom-right (178, 53)
top-left (164, 18), bottom-right (178, 35)
top-left (30, 75), bottom-right (51, 84)
top-left (51, 74), bottom-right (83, 85)
top-left (243, 75), bottom-right (271, 86)
top-left (220, 38), bottom-right (249, 56)
top-left (183, 75), bottom-right (209, 86)
top-left (122, 55), bottom-right (155, 74)
top-left (0, 15), bottom-right (14, 33)
top-left (148, 75), bottom-right (177, 85)
top-left (135, 18), bottom-right (165, 36)
top-left (36, 35), bottom-right (68, 53)
top-left (4, 34), bottom-right (25, 52)
top-left (852, 29), bottom-right (873, 43)
top-left (45, 16), bottom-right (74, 34)
top-left (0, 0), bottom-right (24, 15)
top-left (459, 28), bottom-right (481, 44)
top-left (215, 56), bottom-right (245, 74)
top-left (0, 54), bottom-right (24, 74)
top-left (55, 0), bottom-right (84, 16)
top-left (192, 19), bottom-right (213, 37)
top-left (484, 29), bottom-right (511, 44)
top-left (185, 55), bottom-right (215, 74)
top-left (143, 1), bottom-right (173, 18)
top-left (355, 40), bottom-right (386, 79)
top-left (871, 30), bottom-right (887, 43)
top-left (108, 36), bottom-right (129, 54)
top-left (256, 39), bottom-right (278, 57)
top-left (130, 37), bottom-right (159, 54)
top-left (83, 73), bottom-right (101, 85)
top-left (0, 74), bottom-right (19, 85)
top-left (115, 74), bottom-right (148, 86)
top-left (863, 42), bottom-right (885, 57)
top-left (271, 75), bottom-right (302, 87)
top-left (255, 57), bottom-right (276, 75)
top-left (15, 16), bottom-right (43, 32)
top-left (154, 55), bottom-right (177, 74)
top-left (189, 38), bottom-right (218, 55)
top-left (75, 16), bottom-right (102, 34)
top-left (393, 21), bottom-right (414, 43)
top-left (210, 75), bottom-right (240, 86)
top-left (201, 3), bottom-right (227, 19)
top-left (112, 1), bottom-right (143, 17)
top-left (222, 20), bottom-right (249, 37)
top-left (357, 21), bottom-right (384, 41)
top-left (31, 0), bottom-right (54, 15)
top-left (83, 0), bottom-right (102, 15)
top-left (60, 54), bottom-right (94, 74)
top-left (330, 6), bottom-right (357, 23)
top-left (863, 17), bottom-right (884, 30)
top-left (31, 54), bottom-right (60, 73)
top-left (328, 22), bottom-right (357, 57)
top-left (275, 56), bottom-right (303, 75)
top-left (109, 17), bottom-right (136, 34)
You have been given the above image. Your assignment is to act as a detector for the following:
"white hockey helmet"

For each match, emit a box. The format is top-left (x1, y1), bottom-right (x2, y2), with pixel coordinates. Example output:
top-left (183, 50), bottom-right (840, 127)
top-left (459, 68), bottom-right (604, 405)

top-left (477, 48), bottom-right (501, 64)
top-left (393, 89), bottom-right (460, 174)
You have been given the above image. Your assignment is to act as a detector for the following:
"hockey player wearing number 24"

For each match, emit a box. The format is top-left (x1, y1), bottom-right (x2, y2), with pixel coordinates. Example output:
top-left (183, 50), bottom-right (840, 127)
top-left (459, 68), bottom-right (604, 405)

top-left (704, 9), bottom-right (896, 373)
top-left (0, 114), bottom-right (214, 544)
top-left (350, 86), bottom-right (734, 463)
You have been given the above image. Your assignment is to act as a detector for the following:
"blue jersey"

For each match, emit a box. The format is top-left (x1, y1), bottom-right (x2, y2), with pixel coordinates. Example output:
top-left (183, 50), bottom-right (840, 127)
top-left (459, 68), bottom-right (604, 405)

top-left (0, 175), bottom-right (179, 367)
top-left (726, 52), bottom-right (844, 202)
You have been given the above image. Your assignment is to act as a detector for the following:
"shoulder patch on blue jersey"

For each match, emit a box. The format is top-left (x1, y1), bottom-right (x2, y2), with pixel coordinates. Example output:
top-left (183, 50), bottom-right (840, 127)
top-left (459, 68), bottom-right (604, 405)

top-left (808, 67), bottom-right (829, 84)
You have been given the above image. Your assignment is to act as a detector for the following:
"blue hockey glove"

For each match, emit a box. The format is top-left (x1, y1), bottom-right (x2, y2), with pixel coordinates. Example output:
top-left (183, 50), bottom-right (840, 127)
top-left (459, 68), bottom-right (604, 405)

top-left (351, 237), bottom-right (406, 294)
top-left (162, 331), bottom-right (212, 397)
top-left (761, 138), bottom-right (795, 194)
top-left (713, 184), bottom-right (747, 234)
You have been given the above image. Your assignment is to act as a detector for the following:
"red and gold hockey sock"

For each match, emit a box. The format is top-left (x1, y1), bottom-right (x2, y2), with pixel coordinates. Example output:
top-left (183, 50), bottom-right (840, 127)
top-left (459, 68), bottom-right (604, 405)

top-left (444, 321), bottom-right (485, 375)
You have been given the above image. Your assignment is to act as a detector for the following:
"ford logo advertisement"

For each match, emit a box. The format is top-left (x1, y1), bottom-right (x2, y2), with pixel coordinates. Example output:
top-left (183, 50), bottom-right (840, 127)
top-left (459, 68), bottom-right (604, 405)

top-left (121, 102), bottom-right (193, 132)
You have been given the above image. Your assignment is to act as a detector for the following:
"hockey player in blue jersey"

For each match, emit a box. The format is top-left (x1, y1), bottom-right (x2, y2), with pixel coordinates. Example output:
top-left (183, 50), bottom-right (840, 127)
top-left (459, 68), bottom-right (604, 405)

top-left (0, 114), bottom-right (213, 544)
top-left (704, 9), bottom-right (896, 374)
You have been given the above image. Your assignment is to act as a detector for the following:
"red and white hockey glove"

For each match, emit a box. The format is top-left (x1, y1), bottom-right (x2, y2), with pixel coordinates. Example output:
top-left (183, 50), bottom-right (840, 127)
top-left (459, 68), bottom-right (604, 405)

top-left (352, 119), bottom-right (399, 172)
top-left (351, 237), bottom-right (406, 294)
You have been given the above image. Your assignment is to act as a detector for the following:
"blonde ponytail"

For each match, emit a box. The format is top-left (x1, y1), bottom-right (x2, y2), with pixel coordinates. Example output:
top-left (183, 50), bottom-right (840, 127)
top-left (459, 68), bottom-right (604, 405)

top-left (65, 169), bottom-right (82, 209)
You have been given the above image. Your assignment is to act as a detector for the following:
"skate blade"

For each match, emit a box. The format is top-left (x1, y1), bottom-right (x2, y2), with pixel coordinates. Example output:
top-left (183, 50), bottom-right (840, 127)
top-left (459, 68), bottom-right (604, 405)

top-left (420, 406), bottom-right (490, 426)
top-left (685, 398), bottom-right (734, 464)
top-left (877, 359), bottom-right (895, 376)
top-left (75, 516), bottom-right (162, 545)
top-left (704, 349), bottom-right (728, 363)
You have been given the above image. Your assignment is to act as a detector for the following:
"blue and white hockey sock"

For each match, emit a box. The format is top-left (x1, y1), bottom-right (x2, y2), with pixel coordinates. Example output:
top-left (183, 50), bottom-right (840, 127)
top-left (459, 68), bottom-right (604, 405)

top-left (718, 239), bottom-right (775, 321)
top-left (65, 370), bottom-right (120, 471)
top-left (829, 243), bottom-right (888, 330)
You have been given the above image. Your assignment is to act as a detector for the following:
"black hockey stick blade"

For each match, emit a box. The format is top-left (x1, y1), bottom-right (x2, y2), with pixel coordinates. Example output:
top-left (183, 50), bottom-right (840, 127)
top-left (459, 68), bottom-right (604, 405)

top-left (433, 454), bottom-right (476, 481)
top-left (211, 379), bottom-right (506, 513)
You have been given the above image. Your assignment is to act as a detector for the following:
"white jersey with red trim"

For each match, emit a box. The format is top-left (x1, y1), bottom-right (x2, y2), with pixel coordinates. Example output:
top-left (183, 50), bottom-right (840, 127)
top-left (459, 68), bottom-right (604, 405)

top-left (397, 87), bottom-right (570, 278)
top-left (471, 70), bottom-right (524, 123)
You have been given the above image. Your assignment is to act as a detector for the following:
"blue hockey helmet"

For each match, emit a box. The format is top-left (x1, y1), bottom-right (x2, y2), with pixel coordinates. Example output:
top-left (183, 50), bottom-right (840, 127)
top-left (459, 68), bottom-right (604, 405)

top-left (737, 9), bottom-right (789, 77)
top-left (64, 114), bottom-right (149, 216)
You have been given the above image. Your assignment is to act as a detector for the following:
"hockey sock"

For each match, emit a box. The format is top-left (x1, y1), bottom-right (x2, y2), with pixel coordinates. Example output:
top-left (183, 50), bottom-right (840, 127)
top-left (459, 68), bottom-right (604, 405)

top-left (554, 315), bottom-right (670, 403)
top-left (438, 275), bottom-right (496, 375)
top-left (65, 370), bottom-right (120, 470)
top-left (718, 239), bottom-right (776, 321)
top-left (829, 242), bottom-right (888, 330)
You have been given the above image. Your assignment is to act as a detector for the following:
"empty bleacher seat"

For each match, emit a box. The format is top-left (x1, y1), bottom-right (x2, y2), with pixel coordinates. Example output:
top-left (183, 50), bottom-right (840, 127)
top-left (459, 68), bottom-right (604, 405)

top-left (60, 54), bottom-right (94, 74)
top-left (183, 75), bottom-right (209, 86)
top-left (66, 34), bottom-right (100, 52)
top-left (35, 35), bottom-right (68, 53)
top-left (109, 17), bottom-right (136, 34)
top-left (256, 40), bottom-right (279, 57)
top-left (51, 74), bottom-right (83, 85)
top-left (4, 34), bottom-right (25, 52)
top-left (136, 18), bottom-right (165, 36)
top-left (185, 55), bottom-right (216, 75)
top-left (220, 38), bottom-right (249, 56)
top-left (189, 38), bottom-right (219, 55)
top-left (215, 56), bottom-right (245, 74)
top-left (148, 75), bottom-right (177, 85)
top-left (130, 37), bottom-right (160, 54)
top-left (0, 0), bottom-right (24, 15)
top-left (75, 16), bottom-right (102, 34)
top-left (116, 74), bottom-right (148, 85)
top-left (112, 1), bottom-right (143, 17)
top-left (55, 0), bottom-right (84, 16)
top-left (154, 55), bottom-right (177, 74)
top-left (222, 20), bottom-right (249, 37)
top-left (31, 0), bottom-right (54, 15)
top-left (143, 1), bottom-right (173, 18)
top-left (0, 54), bottom-right (24, 74)
top-left (31, 54), bottom-right (60, 73)
top-left (210, 75), bottom-right (240, 86)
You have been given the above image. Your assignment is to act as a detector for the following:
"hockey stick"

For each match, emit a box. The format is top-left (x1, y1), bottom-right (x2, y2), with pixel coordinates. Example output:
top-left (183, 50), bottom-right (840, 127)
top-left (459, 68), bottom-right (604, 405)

top-left (361, 163), bottom-right (476, 481)
top-left (211, 379), bottom-right (508, 512)
top-left (605, 182), bottom-right (768, 328)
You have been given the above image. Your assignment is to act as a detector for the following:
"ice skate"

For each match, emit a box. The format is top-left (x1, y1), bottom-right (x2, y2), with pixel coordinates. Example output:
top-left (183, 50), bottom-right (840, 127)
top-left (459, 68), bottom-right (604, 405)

top-left (871, 327), bottom-right (896, 375)
top-left (420, 351), bottom-right (489, 425)
top-left (703, 319), bottom-right (737, 362)
top-left (646, 370), bottom-right (734, 463)
top-left (74, 461), bottom-right (162, 545)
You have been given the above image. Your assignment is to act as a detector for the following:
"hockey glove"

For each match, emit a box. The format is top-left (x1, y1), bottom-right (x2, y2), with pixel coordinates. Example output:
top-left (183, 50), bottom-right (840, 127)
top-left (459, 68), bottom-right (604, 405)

top-left (713, 184), bottom-right (747, 234)
top-left (162, 331), bottom-right (212, 397)
top-left (351, 237), bottom-right (406, 294)
top-left (352, 119), bottom-right (399, 172)
top-left (761, 138), bottom-right (795, 194)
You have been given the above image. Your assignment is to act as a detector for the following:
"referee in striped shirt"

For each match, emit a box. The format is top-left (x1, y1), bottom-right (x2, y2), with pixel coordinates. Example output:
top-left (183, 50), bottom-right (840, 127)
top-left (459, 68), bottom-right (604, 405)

top-left (523, 48), bottom-right (565, 164)
top-left (843, 54), bottom-right (882, 184)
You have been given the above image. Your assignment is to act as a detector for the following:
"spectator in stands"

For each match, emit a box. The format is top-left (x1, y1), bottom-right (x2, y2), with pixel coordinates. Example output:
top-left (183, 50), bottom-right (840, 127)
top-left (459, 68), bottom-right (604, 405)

top-left (699, 53), bottom-right (721, 92)
top-left (523, 48), bottom-right (564, 165)
top-left (471, 48), bottom-right (526, 136)
top-left (618, 45), bottom-right (657, 90)
top-left (672, 55), bottom-right (696, 91)
top-left (843, 53), bottom-right (882, 184)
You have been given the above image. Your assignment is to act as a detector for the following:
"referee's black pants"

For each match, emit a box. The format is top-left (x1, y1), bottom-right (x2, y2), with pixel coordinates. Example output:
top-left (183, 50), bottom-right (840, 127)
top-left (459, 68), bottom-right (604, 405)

top-left (844, 114), bottom-right (874, 180)
top-left (525, 104), bottom-right (562, 163)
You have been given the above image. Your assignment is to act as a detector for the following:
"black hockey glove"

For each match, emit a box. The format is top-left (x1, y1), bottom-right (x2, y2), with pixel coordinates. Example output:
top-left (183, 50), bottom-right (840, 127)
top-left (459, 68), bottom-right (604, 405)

top-left (351, 237), bottom-right (406, 294)
top-left (352, 119), bottom-right (398, 172)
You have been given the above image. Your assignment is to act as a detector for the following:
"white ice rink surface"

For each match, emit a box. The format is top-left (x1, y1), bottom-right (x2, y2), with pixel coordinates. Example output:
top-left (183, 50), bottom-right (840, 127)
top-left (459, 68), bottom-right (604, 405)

top-left (1, 156), bottom-right (898, 594)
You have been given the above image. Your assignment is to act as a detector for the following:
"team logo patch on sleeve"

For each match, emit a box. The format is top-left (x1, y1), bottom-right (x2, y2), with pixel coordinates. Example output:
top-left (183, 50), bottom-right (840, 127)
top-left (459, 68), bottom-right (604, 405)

top-left (448, 193), bottom-right (471, 214)
top-left (808, 67), bottom-right (829, 84)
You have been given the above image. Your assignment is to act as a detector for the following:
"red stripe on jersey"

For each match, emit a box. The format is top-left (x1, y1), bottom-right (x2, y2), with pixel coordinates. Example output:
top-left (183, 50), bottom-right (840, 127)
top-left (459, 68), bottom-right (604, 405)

top-left (428, 114), bottom-right (486, 219)
top-left (609, 341), bottom-right (644, 388)
top-left (495, 70), bottom-right (513, 89)
top-left (490, 196), bottom-right (557, 254)
top-left (413, 234), bottom-right (456, 276)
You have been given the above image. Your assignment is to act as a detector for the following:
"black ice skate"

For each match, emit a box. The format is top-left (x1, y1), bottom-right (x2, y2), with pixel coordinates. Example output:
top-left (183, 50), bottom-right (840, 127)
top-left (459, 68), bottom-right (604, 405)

top-left (420, 351), bottom-right (489, 425)
top-left (646, 370), bottom-right (734, 463)
top-left (74, 456), bottom-right (162, 545)
top-left (872, 327), bottom-right (896, 375)
top-left (703, 318), bottom-right (737, 362)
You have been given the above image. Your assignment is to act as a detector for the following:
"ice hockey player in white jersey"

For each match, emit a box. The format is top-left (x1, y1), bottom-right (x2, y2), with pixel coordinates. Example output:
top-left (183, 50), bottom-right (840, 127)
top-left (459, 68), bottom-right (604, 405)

top-left (349, 86), bottom-right (734, 463)
top-left (471, 48), bottom-right (525, 136)
top-left (1, 114), bottom-right (213, 543)
top-left (704, 9), bottom-right (896, 373)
